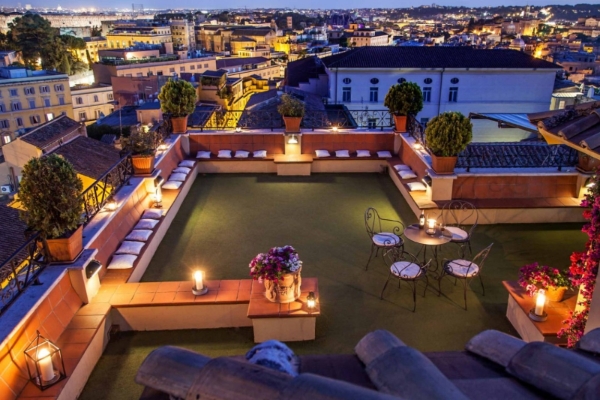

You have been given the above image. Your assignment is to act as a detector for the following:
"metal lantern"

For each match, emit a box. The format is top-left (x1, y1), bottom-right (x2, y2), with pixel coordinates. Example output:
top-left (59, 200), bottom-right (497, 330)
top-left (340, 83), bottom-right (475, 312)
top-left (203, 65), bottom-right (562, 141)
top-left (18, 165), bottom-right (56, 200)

top-left (24, 331), bottom-right (66, 390)
top-left (307, 291), bottom-right (317, 311)
top-left (426, 218), bottom-right (437, 236)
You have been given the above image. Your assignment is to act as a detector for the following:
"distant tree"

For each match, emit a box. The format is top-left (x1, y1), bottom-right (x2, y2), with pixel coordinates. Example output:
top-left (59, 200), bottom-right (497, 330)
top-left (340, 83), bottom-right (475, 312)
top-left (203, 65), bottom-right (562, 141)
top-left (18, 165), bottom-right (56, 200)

top-left (339, 36), bottom-right (348, 47)
top-left (86, 49), bottom-right (93, 66)
top-left (91, 26), bottom-right (102, 37)
top-left (7, 13), bottom-right (55, 68)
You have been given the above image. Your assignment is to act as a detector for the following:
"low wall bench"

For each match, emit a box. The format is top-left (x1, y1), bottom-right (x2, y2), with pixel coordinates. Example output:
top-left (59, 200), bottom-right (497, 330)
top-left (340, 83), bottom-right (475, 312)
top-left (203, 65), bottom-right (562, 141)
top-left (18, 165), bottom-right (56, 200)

top-left (503, 281), bottom-right (575, 345)
top-left (273, 154), bottom-right (314, 176)
top-left (247, 277), bottom-right (320, 343)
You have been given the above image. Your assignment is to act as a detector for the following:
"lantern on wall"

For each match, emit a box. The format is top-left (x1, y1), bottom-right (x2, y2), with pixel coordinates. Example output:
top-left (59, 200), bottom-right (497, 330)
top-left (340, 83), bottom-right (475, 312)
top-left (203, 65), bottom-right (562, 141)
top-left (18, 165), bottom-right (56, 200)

top-left (24, 331), bottom-right (66, 390)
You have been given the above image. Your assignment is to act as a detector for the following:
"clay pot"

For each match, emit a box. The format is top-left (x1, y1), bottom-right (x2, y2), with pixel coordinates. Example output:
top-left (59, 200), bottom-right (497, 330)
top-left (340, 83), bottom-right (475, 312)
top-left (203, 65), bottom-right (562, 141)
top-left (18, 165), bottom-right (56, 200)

top-left (393, 115), bottom-right (407, 132)
top-left (264, 268), bottom-right (302, 303)
top-left (46, 225), bottom-right (83, 263)
top-left (171, 116), bottom-right (189, 134)
top-left (131, 155), bottom-right (155, 175)
top-left (431, 154), bottom-right (457, 175)
top-left (283, 117), bottom-right (302, 133)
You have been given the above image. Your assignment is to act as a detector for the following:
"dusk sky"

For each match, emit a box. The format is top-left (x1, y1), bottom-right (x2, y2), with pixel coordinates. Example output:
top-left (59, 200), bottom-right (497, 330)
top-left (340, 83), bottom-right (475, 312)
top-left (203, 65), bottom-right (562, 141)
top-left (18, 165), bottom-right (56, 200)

top-left (16, 1), bottom-right (592, 11)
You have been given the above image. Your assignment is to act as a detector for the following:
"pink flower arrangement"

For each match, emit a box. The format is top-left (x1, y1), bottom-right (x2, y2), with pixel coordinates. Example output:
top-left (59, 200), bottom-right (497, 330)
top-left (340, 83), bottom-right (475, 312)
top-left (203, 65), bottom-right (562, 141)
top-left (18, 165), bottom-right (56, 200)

top-left (518, 263), bottom-right (571, 297)
top-left (249, 245), bottom-right (302, 283)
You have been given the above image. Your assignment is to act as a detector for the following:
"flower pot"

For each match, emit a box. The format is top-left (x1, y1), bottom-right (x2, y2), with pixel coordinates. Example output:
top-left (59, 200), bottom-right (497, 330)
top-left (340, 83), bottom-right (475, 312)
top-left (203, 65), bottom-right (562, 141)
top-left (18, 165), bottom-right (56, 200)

top-left (547, 286), bottom-right (567, 302)
top-left (431, 154), bottom-right (457, 175)
top-left (46, 225), bottom-right (83, 262)
top-left (131, 154), bottom-right (155, 175)
top-left (264, 268), bottom-right (302, 303)
top-left (283, 117), bottom-right (302, 133)
top-left (171, 116), bottom-right (189, 134)
top-left (393, 115), bottom-right (407, 132)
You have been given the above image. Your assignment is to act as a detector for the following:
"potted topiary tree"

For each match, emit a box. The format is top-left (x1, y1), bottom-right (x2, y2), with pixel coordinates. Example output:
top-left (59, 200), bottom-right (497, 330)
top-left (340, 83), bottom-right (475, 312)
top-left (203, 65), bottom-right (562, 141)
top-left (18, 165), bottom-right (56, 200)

top-left (384, 82), bottom-right (423, 132)
top-left (425, 111), bottom-right (472, 174)
top-left (121, 126), bottom-right (160, 175)
top-left (277, 94), bottom-right (305, 133)
top-left (18, 154), bottom-right (84, 262)
top-left (158, 78), bottom-right (197, 134)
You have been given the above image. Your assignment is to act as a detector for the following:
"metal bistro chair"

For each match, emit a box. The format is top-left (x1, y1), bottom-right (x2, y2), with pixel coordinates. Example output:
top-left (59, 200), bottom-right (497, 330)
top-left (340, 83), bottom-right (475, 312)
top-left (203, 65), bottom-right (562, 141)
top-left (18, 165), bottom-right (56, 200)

top-left (441, 200), bottom-right (478, 258)
top-left (380, 247), bottom-right (431, 312)
top-left (438, 243), bottom-right (494, 310)
top-left (364, 207), bottom-right (405, 271)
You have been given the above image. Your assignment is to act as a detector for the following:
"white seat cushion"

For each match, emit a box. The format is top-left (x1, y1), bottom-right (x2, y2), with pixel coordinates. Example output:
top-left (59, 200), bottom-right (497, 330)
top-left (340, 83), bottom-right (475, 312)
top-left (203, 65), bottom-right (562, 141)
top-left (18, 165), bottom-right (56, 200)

top-left (253, 150), bottom-right (267, 158)
top-left (179, 160), bottom-right (195, 168)
top-left (445, 226), bottom-right (469, 242)
top-left (335, 150), bottom-right (350, 157)
top-left (173, 167), bottom-right (191, 174)
top-left (142, 209), bottom-right (163, 220)
top-left (169, 173), bottom-right (187, 182)
top-left (394, 164), bottom-right (411, 171)
top-left (125, 229), bottom-right (153, 242)
top-left (407, 182), bottom-right (427, 192)
top-left (196, 151), bottom-right (211, 159)
top-left (399, 170), bottom-right (417, 180)
top-left (162, 180), bottom-right (182, 190)
top-left (218, 150), bottom-right (232, 158)
top-left (235, 150), bottom-right (250, 158)
top-left (391, 261), bottom-right (422, 279)
top-left (356, 150), bottom-right (371, 157)
top-left (377, 151), bottom-right (392, 158)
top-left (315, 150), bottom-right (330, 158)
top-left (135, 219), bottom-right (159, 230)
top-left (372, 232), bottom-right (401, 246)
top-left (445, 259), bottom-right (479, 277)
top-left (107, 254), bottom-right (137, 270)
top-left (115, 241), bottom-right (145, 255)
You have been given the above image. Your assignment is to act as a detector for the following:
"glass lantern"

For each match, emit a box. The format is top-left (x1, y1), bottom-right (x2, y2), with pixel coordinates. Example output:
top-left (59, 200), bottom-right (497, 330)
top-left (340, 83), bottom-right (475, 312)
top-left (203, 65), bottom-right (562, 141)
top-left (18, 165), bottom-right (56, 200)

top-left (24, 331), bottom-right (66, 390)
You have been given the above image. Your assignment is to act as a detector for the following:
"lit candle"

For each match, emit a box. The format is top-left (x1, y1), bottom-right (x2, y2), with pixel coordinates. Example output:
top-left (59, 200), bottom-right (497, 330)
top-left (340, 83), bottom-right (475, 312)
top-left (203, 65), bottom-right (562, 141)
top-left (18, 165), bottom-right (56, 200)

top-left (307, 292), bottom-right (316, 309)
top-left (37, 348), bottom-right (55, 383)
top-left (535, 289), bottom-right (545, 316)
top-left (427, 219), bottom-right (436, 230)
top-left (194, 271), bottom-right (204, 291)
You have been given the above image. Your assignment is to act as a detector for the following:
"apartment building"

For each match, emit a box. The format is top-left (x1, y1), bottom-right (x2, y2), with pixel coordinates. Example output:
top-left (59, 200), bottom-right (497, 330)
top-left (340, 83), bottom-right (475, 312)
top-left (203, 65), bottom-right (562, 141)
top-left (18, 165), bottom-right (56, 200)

top-left (195, 26), bottom-right (278, 53)
top-left (0, 67), bottom-right (73, 148)
top-left (106, 23), bottom-right (173, 49)
top-left (216, 57), bottom-right (281, 80)
top-left (170, 20), bottom-right (196, 50)
top-left (80, 37), bottom-right (109, 64)
top-left (350, 29), bottom-right (391, 47)
top-left (71, 84), bottom-right (114, 124)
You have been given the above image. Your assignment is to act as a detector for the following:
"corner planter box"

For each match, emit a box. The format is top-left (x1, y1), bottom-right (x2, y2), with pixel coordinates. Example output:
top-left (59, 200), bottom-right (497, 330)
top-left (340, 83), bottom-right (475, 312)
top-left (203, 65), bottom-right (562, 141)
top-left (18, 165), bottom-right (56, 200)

top-left (283, 117), bottom-right (302, 133)
top-left (171, 116), bottom-right (189, 134)
top-left (131, 155), bottom-right (155, 175)
top-left (431, 154), bottom-right (457, 175)
top-left (46, 225), bottom-right (83, 262)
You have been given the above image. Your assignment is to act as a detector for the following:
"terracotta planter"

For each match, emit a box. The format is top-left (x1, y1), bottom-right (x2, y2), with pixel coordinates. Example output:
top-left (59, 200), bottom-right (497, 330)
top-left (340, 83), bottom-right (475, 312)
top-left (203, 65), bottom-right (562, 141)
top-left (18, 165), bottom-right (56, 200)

top-left (283, 117), bottom-right (302, 133)
top-left (46, 225), bottom-right (83, 262)
top-left (264, 268), bottom-right (302, 303)
top-left (171, 116), bottom-right (189, 134)
top-left (546, 286), bottom-right (568, 302)
top-left (393, 115), bottom-right (407, 132)
top-left (131, 155), bottom-right (155, 175)
top-left (431, 154), bottom-right (457, 175)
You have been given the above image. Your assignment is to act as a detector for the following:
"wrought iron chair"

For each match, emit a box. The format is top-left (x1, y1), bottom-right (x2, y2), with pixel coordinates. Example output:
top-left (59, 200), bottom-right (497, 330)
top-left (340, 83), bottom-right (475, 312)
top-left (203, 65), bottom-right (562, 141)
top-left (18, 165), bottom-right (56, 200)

top-left (380, 247), bottom-right (431, 312)
top-left (364, 207), bottom-right (405, 270)
top-left (440, 200), bottom-right (478, 258)
top-left (437, 243), bottom-right (494, 311)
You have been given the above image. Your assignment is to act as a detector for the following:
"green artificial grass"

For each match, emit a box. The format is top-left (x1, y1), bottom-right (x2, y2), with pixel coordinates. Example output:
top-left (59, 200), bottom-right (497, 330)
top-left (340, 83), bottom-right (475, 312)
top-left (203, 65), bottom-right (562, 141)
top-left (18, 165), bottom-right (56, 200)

top-left (81, 173), bottom-right (586, 400)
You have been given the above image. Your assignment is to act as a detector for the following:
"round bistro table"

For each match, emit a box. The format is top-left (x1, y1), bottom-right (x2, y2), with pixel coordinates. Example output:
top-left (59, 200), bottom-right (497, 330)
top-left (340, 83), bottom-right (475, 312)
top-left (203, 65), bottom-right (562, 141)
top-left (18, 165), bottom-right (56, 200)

top-left (404, 223), bottom-right (452, 272)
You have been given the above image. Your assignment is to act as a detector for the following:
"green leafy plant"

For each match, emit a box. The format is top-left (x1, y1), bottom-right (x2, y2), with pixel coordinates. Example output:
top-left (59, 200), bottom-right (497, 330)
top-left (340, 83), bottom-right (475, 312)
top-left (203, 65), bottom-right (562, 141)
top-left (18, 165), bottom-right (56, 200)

top-left (158, 78), bottom-right (197, 118)
top-left (384, 82), bottom-right (423, 116)
top-left (18, 154), bottom-right (83, 239)
top-left (277, 94), bottom-right (305, 118)
top-left (121, 126), bottom-right (160, 156)
top-left (425, 112), bottom-right (472, 157)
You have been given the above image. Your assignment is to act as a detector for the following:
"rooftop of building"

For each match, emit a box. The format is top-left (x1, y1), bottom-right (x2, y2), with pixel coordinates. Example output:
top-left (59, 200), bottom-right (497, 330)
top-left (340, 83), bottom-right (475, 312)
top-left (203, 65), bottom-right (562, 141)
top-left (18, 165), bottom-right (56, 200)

top-left (19, 115), bottom-right (80, 149)
top-left (83, 36), bottom-right (107, 42)
top-left (216, 57), bottom-right (269, 69)
top-left (0, 67), bottom-right (68, 83)
top-left (51, 136), bottom-right (121, 180)
top-left (320, 47), bottom-right (560, 69)
top-left (286, 56), bottom-right (327, 88)
top-left (0, 204), bottom-right (28, 266)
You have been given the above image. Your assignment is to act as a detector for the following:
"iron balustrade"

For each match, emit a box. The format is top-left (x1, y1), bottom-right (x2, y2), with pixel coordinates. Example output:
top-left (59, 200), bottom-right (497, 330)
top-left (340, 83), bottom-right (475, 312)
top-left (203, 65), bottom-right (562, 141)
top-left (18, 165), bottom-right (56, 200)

top-left (189, 109), bottom-right (395, 131)
top-left (407, 114), bottom-right (426, 146)
top-left (0, 233), bottom-right (47, 314)
top-left (80, 155), bottom-right (133, 224)
top-left (456, 143), bottom-right (579, 171)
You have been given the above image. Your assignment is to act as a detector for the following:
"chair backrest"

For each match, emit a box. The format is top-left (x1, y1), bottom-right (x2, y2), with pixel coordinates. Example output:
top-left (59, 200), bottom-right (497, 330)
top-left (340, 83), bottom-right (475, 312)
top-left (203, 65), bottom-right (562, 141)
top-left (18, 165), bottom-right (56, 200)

top-left (364, 207), bottom-right (405, 239)
top-left (471, 243), bottom-right (494, 273)
top-left (442, 200), bottom-right (478, 236)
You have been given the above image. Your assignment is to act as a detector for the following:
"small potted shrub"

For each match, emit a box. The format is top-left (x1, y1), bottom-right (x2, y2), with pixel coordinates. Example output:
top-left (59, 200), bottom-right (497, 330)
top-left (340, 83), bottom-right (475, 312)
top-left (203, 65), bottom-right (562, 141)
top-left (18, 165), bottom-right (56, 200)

top-left (519, 262), bottom-right (572, 302)
top-left (122, 126), bottom-right (160, 175)
top-left (158, 78), bottom-right (197, 134)
top-left (384, 82), bottom-right (423, 132)
top-left (249, 245), bottom-right (303, 303)
top-left (277, 94), bottom-right (305, 133)
top-left (425, 111), bottom-right (472, 174)
top-left (18, 154), bottom-right (84, 262)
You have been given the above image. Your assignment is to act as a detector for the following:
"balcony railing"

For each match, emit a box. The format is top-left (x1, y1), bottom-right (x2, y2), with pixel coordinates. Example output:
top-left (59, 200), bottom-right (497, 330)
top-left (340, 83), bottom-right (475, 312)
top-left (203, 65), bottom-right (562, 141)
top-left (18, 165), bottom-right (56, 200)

top-left (189, 108), bottom-right (395, 131)
top-left (80, 155), bottom-right (133, 224)
top-left (407, 114), bottom-right (426, 146)
top-left (0, 233), bottom-right (47, 314)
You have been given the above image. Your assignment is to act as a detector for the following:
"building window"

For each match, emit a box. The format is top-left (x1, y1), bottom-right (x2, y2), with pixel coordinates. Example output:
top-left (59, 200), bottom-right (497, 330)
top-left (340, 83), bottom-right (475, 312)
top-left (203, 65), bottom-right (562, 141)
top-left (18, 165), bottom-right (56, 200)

top-left (136, 73), bottom-right (143, 77)
top-left (9, 89), bottom-right (18, 96)
top-left (422, 87), bottom-right (431, 102)
top-left (107, 93), bottom-right (114, 101)
top-left (75, 97), bottom-right (83, 105)
top-left (147, 71), bottom-right (154, 76)
top-left (342, 77), bottom-right (351, 84)
top-left (448, 87), bottom-right (458, 102)
top-left (24, 87), bottom-right (35, 95)
top-left (28, 99), bottom-right (35, 109)
top-left (156, 70), bottom-right (163, 76)
top-left (204, 63), bottom-right (209, 68)
top-left (16, 117), bottom-right (23, 127)
top-left (95, 110), bottom-right (102, 119)
top-left (30, 115), bottom-right (41, 124)
top-left (180, 67), bottom-right (185, 72)
top-left (420, 117), bottom-right (429, 125)
top-left (190, 65), bottom-right (195, 70)
top-left (0, 104), bottom-right (4, 112)
top-left (424, 78), bottom-right (433, 84)
top-left (54, 84), bottom-right (64, 92)
top-left (397, 78), bottom-right (406, 84)
top-left (44, 98), bottom-right (51, 107)
top-left (2, 134), bottom-right (11, 144)
top-left (197, 64), bottom-right (202, 69)
top-left (450, 77), bottom-right (459, 84)
top-left (93, 95), bottom-right (99, 102)
top-left (0, 120), bottom-right (9, 129)
top-left (169, 68), bottom-right (175, 73)
top-left (46, 113), bottom-right (54, 121)
top-left (369, 87), bottom-right (378, 102)
top-left (58, 96), bottom-right (65, 105)
top-left (370, 78), bottom-right (379, 84)
top-left (342, 87), bottom-right (351, 102)
top-left (11, 102), bottom-right (21, 111)
top-left (79, 111), bottom-right (87, 121)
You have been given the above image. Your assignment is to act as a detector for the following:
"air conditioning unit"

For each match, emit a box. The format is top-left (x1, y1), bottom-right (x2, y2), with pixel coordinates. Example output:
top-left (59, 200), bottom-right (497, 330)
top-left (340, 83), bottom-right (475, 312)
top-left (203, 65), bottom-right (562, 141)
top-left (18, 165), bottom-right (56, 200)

top-left (0, 184), bottom-right (13, 194)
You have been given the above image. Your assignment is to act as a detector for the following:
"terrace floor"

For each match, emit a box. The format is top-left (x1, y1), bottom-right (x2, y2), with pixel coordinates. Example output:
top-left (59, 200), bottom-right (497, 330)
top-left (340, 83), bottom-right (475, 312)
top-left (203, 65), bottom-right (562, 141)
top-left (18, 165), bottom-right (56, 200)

top-left (81, 173), bottom-right (586, 400)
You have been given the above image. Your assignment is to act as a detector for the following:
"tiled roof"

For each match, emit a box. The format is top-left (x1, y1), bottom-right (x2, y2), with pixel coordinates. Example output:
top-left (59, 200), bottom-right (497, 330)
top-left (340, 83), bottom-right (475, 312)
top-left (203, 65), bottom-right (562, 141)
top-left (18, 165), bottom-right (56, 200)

top-left (286, 57), bottom-right (326, 88)
top-left (0, 205), bottom-right (28, 266)
top-left (216, 57), bottom-right (269, 68)
top-left (51, 136), bottom-right (121, 180)
top-left (245, 89), bottom-right (278, 108)
top-left (231, 28), bottom-right (272, 37)
top-left (321, 47), bottom-right (560, 69)
top-left (19, 115), bottom-right (80, 149)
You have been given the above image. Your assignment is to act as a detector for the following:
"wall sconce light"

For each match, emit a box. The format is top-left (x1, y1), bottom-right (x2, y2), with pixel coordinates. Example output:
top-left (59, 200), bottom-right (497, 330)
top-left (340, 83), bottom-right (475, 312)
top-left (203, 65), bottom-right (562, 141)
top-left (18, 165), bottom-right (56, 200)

top-left (192, 270), bottom-right (208, 295)
top-left (153, 188), bottom-right (163, 208)
top-left (585, 176), bottom-right (596, 189)
top-left (85, 259), bottom-right (103, 279)
top-left (332, 126), bottom-right (339, 133)
top-left (426, 218), bottom-right (437, 235)
top-left (307, 291), bottom-right (316, 311)
top-left (529, 289), bottom-right (548, 321)
top-left (287, 134), bottom-right (298, 144)
top-left (25, 331), bottom-right (66, 390)
top-left (235, 126), bottom-right (242, 133)
top-left (154, 175), bottom-right (164, 188)
top-left (422, 174), bottom-right (432, 187)
top-left (413, 142), bottom-right (423, 150)
top-left (105, 199), bottom-right (117, 212)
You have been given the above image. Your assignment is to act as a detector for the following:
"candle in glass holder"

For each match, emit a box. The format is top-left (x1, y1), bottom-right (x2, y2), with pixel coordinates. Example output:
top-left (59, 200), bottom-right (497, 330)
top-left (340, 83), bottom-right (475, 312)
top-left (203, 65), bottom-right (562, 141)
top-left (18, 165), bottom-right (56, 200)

top-left (37, 348), bottom-right (55, 383)
top-left (535, 289), bottom-right (546, 316)
top-left (194, 271), bottom-right (204, 291)
top-left (426, 218), bottom-right (437, 234)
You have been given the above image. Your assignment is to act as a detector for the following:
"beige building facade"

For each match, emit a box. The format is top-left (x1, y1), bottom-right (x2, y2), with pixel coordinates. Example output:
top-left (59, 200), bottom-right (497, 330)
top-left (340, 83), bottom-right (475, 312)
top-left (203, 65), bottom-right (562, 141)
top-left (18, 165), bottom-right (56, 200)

top-left (71, 84), bottom-right (115, 123)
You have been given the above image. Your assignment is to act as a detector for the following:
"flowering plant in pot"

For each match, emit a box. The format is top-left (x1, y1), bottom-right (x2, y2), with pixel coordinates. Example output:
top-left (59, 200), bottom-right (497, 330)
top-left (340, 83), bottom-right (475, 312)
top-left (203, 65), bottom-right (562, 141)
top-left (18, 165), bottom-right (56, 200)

top-left (18, 154), bottom-right (84, 262)
top-left (158, 78), bottom-right (197, 134)
top-left (277, 94), bottom-right (305, 133)
top-left (249, 245), bottom-right (303, 303)
top-left (518, 262), bottom-right (571, 301)
top-left (384, 82), bottom-right (423, 132)
top-left (121, 126), bottom-right (160, 175)
top-left (424, 111), bottom-right (472, 174)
